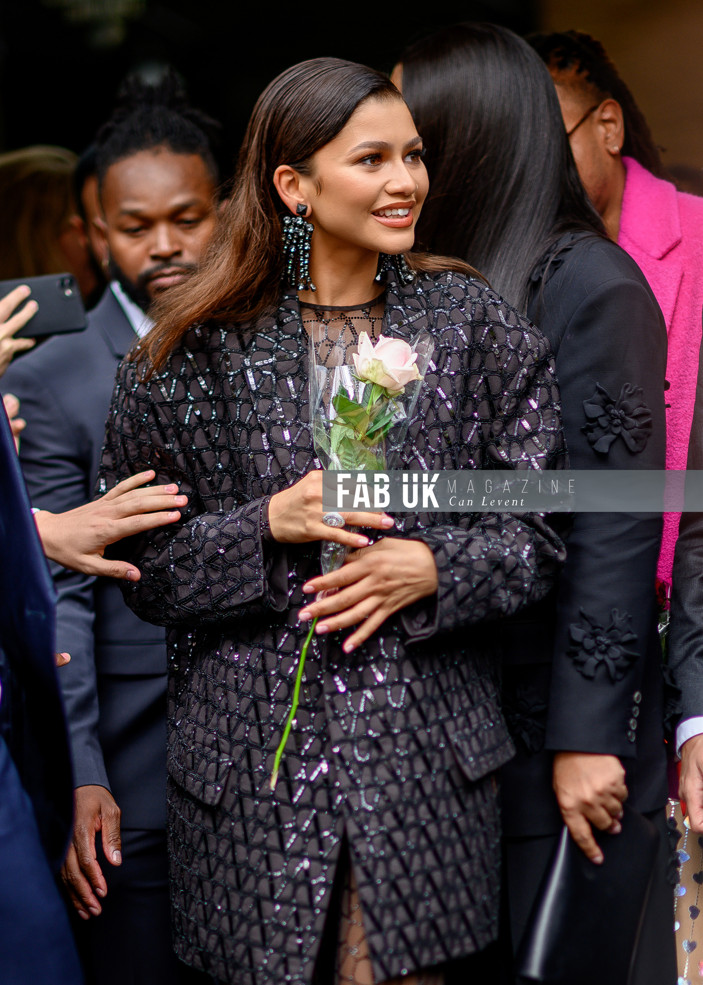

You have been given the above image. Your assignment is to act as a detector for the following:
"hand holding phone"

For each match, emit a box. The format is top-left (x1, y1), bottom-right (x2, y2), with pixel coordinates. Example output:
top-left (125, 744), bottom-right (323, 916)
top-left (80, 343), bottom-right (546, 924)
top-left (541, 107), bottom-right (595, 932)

top-left (0, 284), bottom-right (38, 378)
top-left (0, 273), bottom-right (87, 344)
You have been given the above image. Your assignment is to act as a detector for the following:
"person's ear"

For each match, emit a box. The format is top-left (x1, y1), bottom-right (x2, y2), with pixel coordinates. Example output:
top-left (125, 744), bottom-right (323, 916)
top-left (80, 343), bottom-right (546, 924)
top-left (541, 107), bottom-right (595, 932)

top-left (273, 165), bottom-right (311, 216)
top-left (91, 216), bottom-right (110, 270)
top-left (596, 98), bottom-right (625, 156)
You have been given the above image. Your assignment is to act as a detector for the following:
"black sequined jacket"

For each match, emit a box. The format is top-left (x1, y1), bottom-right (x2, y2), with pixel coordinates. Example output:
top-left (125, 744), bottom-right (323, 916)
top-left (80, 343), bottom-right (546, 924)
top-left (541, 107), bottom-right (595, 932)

top-left (98, 270), bottom-right (566, 985)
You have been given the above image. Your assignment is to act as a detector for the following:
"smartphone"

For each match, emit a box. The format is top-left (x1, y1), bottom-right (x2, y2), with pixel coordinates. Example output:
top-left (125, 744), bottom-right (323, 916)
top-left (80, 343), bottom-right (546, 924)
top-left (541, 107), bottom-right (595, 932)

top-left (0, 273), bottom-right (87, 339)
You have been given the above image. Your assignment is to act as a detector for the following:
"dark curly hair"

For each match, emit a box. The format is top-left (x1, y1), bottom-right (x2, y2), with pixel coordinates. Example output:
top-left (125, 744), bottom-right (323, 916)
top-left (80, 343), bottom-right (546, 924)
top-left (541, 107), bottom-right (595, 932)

top-left (528, 29), bottom-right (667, 178)
top-left (94, 67), bottom-right (223, 191)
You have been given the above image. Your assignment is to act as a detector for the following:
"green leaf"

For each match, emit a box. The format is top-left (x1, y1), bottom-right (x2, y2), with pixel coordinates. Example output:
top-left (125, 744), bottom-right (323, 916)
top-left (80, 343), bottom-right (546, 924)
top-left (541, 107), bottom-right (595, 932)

top-left (332, 392), bottom-right (371, 435)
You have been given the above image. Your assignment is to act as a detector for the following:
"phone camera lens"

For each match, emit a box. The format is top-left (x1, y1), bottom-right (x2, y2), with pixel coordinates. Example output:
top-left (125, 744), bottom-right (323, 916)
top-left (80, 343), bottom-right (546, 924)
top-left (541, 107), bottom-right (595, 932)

top-left (59, 276), bottom-right (74, 296)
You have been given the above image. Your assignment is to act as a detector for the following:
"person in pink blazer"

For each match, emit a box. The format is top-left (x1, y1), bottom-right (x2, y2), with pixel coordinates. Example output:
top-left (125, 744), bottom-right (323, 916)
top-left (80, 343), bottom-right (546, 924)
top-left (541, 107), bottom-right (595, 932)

top-left (530, 29), bottom-right (703, 593)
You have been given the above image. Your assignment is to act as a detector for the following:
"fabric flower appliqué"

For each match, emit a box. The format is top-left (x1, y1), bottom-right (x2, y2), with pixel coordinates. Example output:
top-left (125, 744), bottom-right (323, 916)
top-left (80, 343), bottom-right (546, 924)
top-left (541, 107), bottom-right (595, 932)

top-left (503, 684), bottom-right (548, 754)
top-left (582, 382), bottom-right (652, 455)
top-left (568, 608), bottom-right (638, 682)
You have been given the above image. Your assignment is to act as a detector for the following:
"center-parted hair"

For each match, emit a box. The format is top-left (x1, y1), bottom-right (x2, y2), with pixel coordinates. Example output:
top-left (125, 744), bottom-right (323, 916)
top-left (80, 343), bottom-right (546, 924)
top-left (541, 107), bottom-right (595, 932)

top-left (399, 21), bottom-right (605, 313)
top-left (94, 69), bottom-right (223, 192)
top-left (528, 30), bottom-right (666, 179)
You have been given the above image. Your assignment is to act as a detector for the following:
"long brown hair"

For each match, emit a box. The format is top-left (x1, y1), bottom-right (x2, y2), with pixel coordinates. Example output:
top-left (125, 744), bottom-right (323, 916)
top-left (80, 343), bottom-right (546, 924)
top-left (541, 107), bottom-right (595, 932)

top-left (0, 145), bottom-right (78, 279)
top-left (140, 56), bottom-right (478, 373)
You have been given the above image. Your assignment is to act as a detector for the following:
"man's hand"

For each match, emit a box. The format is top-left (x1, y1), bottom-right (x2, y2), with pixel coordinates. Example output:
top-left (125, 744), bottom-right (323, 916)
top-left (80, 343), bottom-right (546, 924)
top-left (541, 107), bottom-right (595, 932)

top-left (680, 733), bottom-right (703, 832)
top-left (61, 785), bottom-right (122, 919)
top-left (552, 751), bottom-right (628, 863)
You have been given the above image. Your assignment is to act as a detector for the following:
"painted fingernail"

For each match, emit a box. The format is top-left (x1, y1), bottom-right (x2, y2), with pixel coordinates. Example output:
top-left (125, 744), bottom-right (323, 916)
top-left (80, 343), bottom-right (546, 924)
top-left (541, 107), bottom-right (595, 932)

top-left (299, 610), bottom-right (311, 621)
top-left (611, 821), bottom-right (622, 835)
top-left (381, 516), bottom-right (395, 527)
top-left (315, 623), bottom-right (329, 634)
top-left (343, 640), bottom-right (355, 653)
top-left (302, 583), bottom-right (314, 593)
top-left (175, 495), bottom-right (188, 504)
top-left (591, 853), bottom-right (604, 865)
top-left (356, 536), bottom-right (369, 546)
top-left (167, 511), bottom-right (181, 518)
top-left (164, 484), bottom-right (178, 492)
top-left (112, 850), bottom-right (122, 864)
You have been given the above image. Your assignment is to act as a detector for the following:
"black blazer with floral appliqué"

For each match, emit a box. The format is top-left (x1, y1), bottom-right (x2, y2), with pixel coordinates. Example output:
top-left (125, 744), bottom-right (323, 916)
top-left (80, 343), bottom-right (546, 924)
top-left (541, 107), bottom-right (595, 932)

top-left (499, 230), bottom-right (669, 838)
top-left (98, 270), bottom-right (566, 985)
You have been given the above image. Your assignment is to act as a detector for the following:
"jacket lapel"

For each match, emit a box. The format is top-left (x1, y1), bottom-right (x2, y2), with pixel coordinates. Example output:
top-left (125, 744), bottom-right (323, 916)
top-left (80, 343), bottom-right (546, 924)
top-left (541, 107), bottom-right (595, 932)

top-left (92, 288), bottom-right (140, 361)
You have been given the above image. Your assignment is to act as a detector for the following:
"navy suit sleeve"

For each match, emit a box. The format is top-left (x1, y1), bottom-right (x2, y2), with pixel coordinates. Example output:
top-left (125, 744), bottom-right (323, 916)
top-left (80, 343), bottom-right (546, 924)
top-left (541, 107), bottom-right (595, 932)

top-left (669, 330), bottom-right (703, 721)
top-left (2, 353), bottom-right (110, 792)
top-left (541, 268), bottom-right (667, 758)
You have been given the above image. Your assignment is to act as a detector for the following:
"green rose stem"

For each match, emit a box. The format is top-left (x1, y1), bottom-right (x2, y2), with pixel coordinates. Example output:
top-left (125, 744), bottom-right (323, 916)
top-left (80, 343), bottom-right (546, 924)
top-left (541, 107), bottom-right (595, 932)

top-left (270, 615), bottom-right (318, 791)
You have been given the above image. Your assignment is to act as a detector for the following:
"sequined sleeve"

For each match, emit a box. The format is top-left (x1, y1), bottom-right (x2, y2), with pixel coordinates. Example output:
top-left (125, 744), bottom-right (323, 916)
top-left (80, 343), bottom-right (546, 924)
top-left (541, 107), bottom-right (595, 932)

top-left (99, 356), bottom-right (290, 627)
top-left (398, 291), bottom-right (567, 639)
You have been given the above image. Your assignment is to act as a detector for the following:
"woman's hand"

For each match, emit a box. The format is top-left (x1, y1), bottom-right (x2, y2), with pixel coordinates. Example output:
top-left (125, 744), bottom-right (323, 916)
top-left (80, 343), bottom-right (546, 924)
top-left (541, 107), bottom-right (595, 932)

top-left (298, 537), bottom-right (438, 652)
top-left (552, 751), bottom-right (628, 863)
top-left (0, 285), bottom-right (38, 377)
top-left (268, 470), bottom-right (394, 549)
top-left (35, 470), bottom-right (188, 579)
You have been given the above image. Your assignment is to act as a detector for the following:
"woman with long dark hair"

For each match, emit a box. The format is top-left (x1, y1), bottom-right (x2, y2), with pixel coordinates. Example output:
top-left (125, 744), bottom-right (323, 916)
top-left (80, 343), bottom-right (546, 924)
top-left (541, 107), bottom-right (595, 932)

top-left (395, 22), bottom-right (673, 984)
top-left (98, 56), bottom-right (566, 985)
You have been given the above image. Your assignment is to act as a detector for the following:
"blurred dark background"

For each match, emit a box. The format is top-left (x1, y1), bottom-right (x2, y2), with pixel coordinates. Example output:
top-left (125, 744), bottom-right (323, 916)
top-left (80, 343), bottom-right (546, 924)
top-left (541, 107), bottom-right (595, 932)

top-left (0, 0), bottom-right (538, 177)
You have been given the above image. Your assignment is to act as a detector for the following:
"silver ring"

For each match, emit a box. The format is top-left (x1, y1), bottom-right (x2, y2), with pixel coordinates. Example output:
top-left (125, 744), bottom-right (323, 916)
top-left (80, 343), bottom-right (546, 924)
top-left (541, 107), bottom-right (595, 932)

top-left (322, 511), bottom-right (345, 528)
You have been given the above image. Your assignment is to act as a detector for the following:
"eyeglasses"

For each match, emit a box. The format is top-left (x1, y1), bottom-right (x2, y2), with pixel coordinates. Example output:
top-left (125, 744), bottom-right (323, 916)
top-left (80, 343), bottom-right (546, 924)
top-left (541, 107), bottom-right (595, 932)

top-left (565, 104), bottom-right (600, 137)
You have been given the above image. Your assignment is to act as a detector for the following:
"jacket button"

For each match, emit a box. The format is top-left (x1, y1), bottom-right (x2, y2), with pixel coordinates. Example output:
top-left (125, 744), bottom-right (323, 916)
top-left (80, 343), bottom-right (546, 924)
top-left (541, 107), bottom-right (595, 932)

top-left (633, 691), bottom-right (642, 704)
top-left (627, 730), bottom-right (636, 743)
top-left (629, 718), bottom-right (638, 730)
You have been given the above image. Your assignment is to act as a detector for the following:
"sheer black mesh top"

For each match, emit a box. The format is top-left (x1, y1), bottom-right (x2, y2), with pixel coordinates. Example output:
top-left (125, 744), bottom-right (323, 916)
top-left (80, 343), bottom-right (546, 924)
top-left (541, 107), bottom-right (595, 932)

top-left (98, 269), bottom-right (567, 985)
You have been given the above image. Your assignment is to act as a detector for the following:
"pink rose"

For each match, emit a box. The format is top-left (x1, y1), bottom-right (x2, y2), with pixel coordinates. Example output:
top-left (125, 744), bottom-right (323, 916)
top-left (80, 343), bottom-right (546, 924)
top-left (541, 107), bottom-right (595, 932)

top-left (352, 332), bottom-right (422, 394)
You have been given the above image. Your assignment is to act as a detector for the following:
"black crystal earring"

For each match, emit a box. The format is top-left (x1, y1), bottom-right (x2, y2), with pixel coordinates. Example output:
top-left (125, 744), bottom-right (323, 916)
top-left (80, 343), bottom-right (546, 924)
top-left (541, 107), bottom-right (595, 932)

top-left (375, 252), bottom-right (415, 285)
top-left (282, 203), bottom-right (316, 292)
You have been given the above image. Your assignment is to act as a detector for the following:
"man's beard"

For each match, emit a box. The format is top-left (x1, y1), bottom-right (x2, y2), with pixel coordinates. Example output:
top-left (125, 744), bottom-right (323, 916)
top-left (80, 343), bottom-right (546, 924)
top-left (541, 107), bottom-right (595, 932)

top-left (108, 257), bottom-right (198, 313)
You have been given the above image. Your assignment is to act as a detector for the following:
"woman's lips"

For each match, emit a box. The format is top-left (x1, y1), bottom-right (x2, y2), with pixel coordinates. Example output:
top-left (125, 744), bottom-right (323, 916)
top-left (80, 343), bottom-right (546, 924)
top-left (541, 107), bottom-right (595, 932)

top-left (372, 208), bottom-right (414, 228)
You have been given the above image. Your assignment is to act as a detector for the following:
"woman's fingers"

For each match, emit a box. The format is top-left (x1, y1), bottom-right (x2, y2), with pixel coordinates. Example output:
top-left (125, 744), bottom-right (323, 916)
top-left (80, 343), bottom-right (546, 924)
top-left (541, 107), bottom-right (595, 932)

top-left (109, 490), bottom-right (187, 519)
top-left (100, 470), bottom-right (157, 499)
top-left (110, 509), bottom-right (183, 540)
top-left (0, 284), bottom-right (33, 324)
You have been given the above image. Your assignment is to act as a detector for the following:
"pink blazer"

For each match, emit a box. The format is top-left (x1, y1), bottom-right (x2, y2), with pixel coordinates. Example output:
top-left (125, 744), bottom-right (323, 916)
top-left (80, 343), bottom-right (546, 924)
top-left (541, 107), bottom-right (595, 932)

top-left (619, 157), bottom-right (703, 585)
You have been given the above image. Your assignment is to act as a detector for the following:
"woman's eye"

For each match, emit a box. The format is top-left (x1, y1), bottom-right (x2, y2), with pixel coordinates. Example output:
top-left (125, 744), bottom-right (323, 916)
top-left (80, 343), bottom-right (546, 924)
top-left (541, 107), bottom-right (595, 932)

top-left (406, 148), bottom-right (426, 163)
top-left (359, 154), bottom-right (382, 165)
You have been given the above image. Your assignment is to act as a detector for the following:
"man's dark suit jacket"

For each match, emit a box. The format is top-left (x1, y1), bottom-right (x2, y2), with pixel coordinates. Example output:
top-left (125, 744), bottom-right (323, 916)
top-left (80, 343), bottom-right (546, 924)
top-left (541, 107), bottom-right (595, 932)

top-left (2, 287), bottom-right (168, 829)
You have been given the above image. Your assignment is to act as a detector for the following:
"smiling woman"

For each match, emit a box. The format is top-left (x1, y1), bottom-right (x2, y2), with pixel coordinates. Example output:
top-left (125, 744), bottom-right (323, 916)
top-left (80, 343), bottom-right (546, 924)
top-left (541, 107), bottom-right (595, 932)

top-left (97, 56), bottom-right (568, 985)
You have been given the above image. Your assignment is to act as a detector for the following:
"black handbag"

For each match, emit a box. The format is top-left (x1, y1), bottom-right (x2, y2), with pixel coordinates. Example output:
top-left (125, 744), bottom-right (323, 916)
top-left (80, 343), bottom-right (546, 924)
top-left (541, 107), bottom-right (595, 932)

top-left (515, 805), bottom-right (660, 984)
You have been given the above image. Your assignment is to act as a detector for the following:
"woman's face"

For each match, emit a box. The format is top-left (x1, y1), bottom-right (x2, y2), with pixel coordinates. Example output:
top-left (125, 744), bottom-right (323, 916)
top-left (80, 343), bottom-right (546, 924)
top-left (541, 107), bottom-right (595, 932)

top-left (300, 95), bottom-right (428, 261)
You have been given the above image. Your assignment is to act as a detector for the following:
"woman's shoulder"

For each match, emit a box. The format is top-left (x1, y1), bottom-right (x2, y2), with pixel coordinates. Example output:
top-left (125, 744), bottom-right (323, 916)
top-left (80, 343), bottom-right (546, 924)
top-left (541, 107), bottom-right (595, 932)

top-left (413, 268), bottom-right (553, 360)
top-left (533, 229), bottom-right (656, 296)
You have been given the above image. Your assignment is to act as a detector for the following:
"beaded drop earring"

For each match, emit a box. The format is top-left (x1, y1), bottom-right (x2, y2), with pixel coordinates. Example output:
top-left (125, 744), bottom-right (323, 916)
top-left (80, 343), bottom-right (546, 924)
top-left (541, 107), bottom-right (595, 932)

top-left (375, 252), bottom-right (415, 285)
top-left (282, 203), bottom-right (316, 292)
